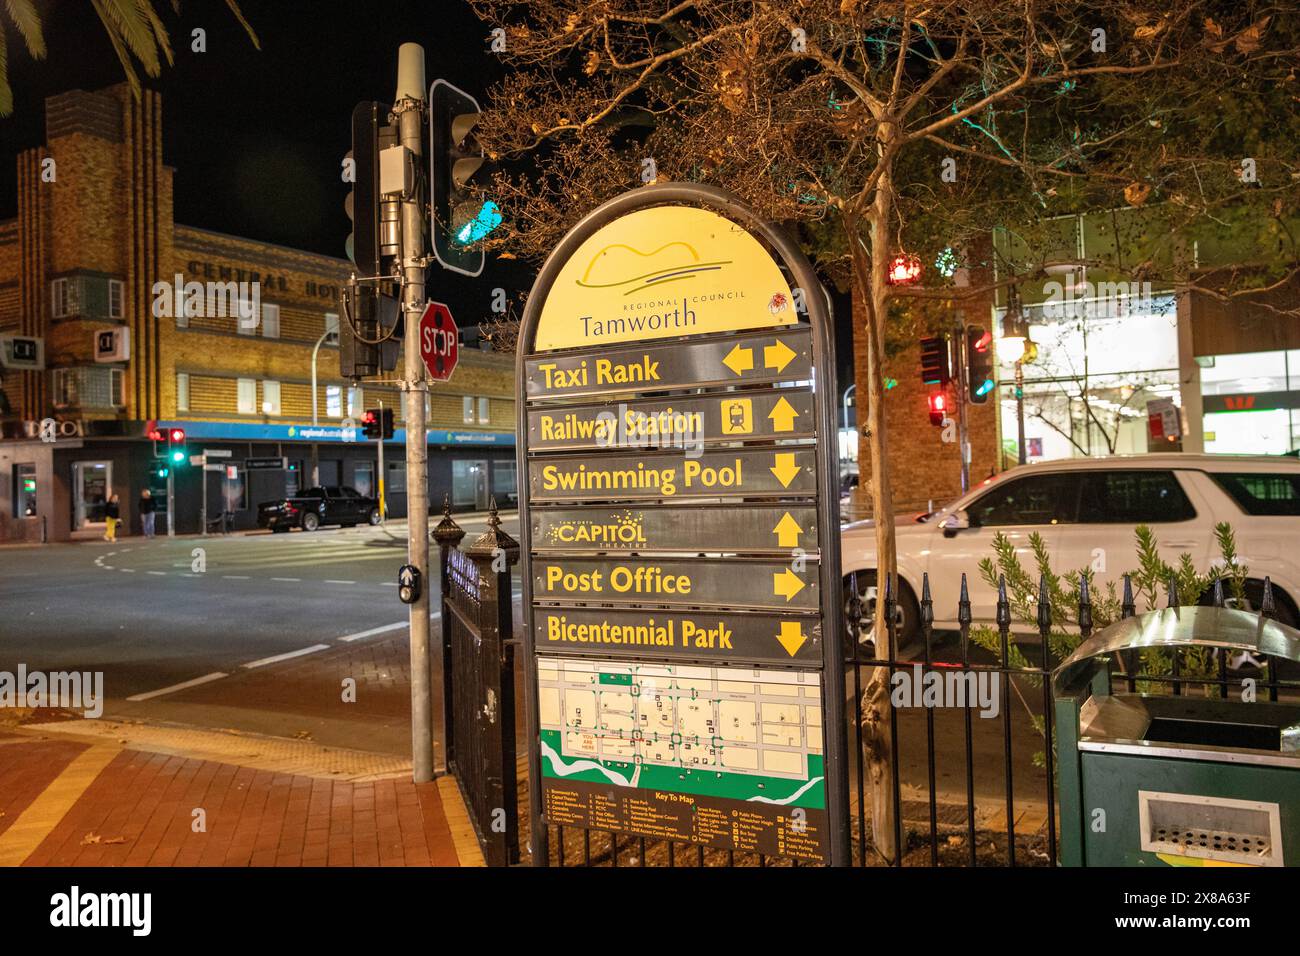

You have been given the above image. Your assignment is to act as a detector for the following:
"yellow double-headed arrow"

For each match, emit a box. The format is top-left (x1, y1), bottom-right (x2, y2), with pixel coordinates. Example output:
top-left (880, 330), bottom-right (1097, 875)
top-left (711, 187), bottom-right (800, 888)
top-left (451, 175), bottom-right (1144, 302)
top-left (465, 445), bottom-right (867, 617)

top-left (722, 338), bottom-right (798, 377)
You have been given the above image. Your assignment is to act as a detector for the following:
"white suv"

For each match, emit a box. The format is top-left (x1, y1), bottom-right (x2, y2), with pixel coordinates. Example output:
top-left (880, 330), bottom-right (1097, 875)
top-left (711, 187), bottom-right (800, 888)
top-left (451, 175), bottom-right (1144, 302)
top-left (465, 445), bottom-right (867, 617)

top-left (841, 454), bottom-right (1300, 647)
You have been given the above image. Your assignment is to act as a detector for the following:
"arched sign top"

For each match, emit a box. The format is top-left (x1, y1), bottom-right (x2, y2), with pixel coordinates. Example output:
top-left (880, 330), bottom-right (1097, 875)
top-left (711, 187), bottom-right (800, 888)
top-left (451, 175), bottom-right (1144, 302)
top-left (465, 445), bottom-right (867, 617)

top-left (532, 204), bottom-right (799, 351)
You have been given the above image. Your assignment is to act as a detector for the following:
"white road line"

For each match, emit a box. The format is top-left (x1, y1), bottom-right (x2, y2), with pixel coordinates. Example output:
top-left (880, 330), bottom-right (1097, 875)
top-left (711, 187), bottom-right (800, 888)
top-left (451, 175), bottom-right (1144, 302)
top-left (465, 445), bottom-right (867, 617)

top-left (146, 571), bottom-right (167, 576)
top-left (125, 671), bottom-right (228, 702)
top-left (223, 575), bottom-right (250, 580)
top-left (119, 568), bottom-right (135, 573)
top-left (242, 644), bottom-right (331, 669)
top-left (270, 577), bottom-right (301, 582)
top-left (379, 582), bottom-right (398, 587)
top-left (338, 612), bottom-right (442, 643)
top-left (324, 579), bottom-right (356, 585)
top-left (339, 621), bottom-right (408, 642)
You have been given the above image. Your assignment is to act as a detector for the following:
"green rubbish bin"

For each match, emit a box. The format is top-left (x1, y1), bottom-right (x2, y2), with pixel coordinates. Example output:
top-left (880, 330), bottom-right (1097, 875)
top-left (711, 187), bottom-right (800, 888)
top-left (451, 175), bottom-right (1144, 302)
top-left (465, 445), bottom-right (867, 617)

top-left (1054, 606), bottom-right (1300, 867)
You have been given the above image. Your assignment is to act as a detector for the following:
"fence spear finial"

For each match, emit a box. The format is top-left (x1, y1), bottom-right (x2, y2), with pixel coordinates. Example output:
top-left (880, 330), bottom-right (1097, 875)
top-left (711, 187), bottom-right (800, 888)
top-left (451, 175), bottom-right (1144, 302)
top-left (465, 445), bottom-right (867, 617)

top-left (1262, 577), bottom-right (1277, 619)
top-left (1078, 574), bottom-right (1092, 635)
top-left (1212, 576), bottom-right (1225, 608)
top-left (1167, 576), bottom-right (1180, 608)
top-left (920, 572), bottom-right (934, 628)
top-left (995, 574), bottom-right (1011, 629)
top-left (1121, 574), bottom-right (1135, 619)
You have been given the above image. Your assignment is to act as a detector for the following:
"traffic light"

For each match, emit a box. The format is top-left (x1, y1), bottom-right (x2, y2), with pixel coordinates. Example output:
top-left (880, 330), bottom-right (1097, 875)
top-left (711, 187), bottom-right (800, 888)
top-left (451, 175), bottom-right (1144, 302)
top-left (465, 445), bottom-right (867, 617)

top-left (928, 391), bottom-right (947, 427)
top-left (150, 457), bottom-right (170, 486)
top-left (362, 408), bottom-right (393, 440)
top-left (966, 325), bottom-right (995, 403)
top-left (886, 253), bottom-right (923, 286)
top-left (919, 335), bottom-right (951, 385)
top-left (342, 100), bottom-right (402, 379)
top-left (430, 79), bottom-right (500, 277)
top-left (166, 428), bottom-right (187, 467)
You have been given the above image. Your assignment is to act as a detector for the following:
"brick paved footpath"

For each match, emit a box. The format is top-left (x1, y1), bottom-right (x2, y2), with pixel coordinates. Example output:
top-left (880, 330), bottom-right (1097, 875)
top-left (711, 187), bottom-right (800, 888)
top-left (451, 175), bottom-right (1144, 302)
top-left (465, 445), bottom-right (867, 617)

top-left (0, 729), bottom-right (483, 867)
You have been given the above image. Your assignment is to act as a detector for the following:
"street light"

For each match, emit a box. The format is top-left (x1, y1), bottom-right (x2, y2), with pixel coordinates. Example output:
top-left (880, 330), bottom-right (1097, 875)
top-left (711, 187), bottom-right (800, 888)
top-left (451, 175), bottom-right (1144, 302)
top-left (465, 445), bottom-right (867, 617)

top-left (310, 324), bottom-right (340, 487)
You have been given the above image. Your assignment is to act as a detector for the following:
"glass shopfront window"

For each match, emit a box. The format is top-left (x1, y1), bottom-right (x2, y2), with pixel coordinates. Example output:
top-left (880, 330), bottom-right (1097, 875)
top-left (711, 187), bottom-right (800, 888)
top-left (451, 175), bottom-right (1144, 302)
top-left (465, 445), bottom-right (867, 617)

top-left (1200, 349), bottom-right (1300, 455)
top-left (995, 288), bottom-right (1180, 462)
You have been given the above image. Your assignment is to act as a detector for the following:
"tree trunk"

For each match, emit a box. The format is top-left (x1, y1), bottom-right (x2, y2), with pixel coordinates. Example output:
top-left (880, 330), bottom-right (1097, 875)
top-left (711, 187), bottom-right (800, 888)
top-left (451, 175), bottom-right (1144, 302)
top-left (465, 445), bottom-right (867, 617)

top-left (846, 146), bottom-right (901, 863)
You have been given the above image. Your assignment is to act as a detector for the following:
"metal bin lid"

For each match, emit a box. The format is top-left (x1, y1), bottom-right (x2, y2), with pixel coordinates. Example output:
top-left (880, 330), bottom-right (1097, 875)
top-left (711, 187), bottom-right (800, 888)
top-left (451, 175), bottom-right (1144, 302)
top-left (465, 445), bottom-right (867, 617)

top-left (1053, 606), bottom-right (1300, 692)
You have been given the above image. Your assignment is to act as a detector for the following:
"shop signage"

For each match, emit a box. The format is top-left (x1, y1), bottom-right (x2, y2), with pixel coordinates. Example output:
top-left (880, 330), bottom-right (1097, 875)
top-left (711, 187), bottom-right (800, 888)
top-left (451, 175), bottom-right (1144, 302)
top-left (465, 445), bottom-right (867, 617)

top-left (515, 185), bottom-right (846, 866)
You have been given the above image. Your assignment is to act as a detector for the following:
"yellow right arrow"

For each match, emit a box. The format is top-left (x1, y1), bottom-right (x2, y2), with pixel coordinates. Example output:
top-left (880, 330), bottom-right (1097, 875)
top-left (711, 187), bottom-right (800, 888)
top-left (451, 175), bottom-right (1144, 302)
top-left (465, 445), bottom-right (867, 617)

top-left (773, 568), bottom-right (806, 602)
top-left (772, 512), bottom-right (803, 548)
top-left (768, 396), bottom-right (799, 432)
top-left (764, 339), bottom-right (796, 373)
top-left (722, 344), bottom-right (754, 377)
top-left (776, 621), bottom-right (808, 657)
top-left (770, 452), bottom-right (802, 488)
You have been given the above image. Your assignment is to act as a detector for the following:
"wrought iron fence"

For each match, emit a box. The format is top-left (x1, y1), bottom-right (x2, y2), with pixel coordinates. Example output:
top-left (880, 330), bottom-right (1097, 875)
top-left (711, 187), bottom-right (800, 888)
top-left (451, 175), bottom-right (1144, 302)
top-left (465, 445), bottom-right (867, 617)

top-left (531, 567), bottom-right (1295, 867)
top-left (435, 499), bottom-right (520, 867)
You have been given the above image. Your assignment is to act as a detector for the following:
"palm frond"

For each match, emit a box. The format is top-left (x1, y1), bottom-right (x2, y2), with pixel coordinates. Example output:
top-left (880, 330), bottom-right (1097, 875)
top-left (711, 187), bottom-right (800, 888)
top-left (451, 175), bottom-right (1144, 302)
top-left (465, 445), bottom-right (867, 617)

top-left (139, 0), bottom-right (173, 67)
top-left (90, 0), bottom-right (145, 101)
top-left (0, 20), bottom-right (13, 118)
top-left (91, 0), bottom-right (161, 78)
top-left (223, 0), bottom-right (260, 50)
top-left (4, 0), bottom-right (44, 58)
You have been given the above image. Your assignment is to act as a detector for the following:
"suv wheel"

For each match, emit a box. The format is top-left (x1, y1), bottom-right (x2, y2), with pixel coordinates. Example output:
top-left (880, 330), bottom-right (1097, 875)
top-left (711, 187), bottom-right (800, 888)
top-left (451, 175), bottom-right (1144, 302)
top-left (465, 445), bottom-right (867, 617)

top-left (367, 508), bottom-right (381, 526)
top-left (302, 512), bottom-right (320, 532)
top-left (843, 570), bottom-right (921, 661)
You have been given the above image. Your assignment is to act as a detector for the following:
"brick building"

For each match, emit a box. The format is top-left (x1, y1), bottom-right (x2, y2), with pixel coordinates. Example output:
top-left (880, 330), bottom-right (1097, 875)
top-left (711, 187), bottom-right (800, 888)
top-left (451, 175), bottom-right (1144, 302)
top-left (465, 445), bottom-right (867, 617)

top-left (0, 85), bottom-right (516, 542)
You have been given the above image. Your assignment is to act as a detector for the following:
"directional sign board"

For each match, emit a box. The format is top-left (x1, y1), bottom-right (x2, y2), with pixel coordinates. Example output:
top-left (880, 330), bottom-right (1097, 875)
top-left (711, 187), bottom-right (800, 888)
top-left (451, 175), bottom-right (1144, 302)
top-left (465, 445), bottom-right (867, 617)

top-left (419, 301), bottom-right (459, 382)
top-left (516, 187), bottom-right (846, 866)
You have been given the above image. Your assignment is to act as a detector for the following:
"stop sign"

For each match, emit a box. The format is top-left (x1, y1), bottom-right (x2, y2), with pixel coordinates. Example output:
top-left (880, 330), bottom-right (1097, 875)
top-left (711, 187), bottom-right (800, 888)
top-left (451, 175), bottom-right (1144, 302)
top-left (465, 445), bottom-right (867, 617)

top-left (418, 301), bottom-right (459, 381)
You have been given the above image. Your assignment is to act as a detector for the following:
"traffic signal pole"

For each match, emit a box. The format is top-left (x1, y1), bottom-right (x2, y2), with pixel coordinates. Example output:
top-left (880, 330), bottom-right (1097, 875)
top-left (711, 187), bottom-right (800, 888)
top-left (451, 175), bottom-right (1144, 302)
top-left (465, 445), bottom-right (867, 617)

top-left (393, 45), bottom-right (436, 784)
top-left (377, 399), bottom-right (386, 523)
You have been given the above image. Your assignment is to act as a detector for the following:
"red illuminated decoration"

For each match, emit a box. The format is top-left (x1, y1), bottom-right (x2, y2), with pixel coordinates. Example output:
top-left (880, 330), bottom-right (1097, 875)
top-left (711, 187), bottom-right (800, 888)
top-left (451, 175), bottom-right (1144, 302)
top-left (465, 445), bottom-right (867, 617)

top-left (886, 253), bottom-right (923, 286)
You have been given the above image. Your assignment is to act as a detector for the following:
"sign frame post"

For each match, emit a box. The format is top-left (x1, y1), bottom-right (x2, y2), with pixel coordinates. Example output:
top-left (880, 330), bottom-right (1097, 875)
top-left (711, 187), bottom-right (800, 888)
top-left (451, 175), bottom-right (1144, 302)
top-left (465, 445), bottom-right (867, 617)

top-left (514, 183), bottom-right (848, 866)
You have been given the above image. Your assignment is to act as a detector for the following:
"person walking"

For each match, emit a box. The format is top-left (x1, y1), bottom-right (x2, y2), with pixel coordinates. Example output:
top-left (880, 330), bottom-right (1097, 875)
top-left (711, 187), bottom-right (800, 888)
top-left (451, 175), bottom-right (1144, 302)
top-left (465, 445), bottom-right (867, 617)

top-left (104, 493), bottom-right (121, 542)
top-left (139, 488), bottom-right (156, 538)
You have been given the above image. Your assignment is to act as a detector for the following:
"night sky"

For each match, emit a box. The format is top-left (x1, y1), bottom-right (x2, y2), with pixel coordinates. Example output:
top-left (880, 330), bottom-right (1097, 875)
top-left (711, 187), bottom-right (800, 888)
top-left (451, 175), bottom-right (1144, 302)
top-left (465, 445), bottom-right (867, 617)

top-left (1, 0), bottom-right (855, 385)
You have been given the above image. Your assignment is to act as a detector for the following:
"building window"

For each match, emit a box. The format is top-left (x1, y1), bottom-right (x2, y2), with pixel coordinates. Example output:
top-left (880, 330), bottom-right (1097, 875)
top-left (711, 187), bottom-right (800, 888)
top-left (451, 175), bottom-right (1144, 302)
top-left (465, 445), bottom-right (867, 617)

top-left (261, 303), bottom-right (280, 339)
top-left (51, 278), bottom-right (71, 318)
top-left (348, 386), bottom-right (362, 418)
top-left (324, 312), bottom-right (339, 341)
top-left (326, 385), bottom-right (342, 418)
top-left (177, 372), bottom-right (190, 412)
top-left (108, 279), bottom-right (124, 319)
top-left (51, 367), bottom-right (123, 408)
top-left (262, 380), bottom-right (281, 416)
top-left (237, 378), bottom-right (256, 414)
top-left (463, 396), bottom-right (475, 423)
top-left (478, 397), bottom-right (491, 424)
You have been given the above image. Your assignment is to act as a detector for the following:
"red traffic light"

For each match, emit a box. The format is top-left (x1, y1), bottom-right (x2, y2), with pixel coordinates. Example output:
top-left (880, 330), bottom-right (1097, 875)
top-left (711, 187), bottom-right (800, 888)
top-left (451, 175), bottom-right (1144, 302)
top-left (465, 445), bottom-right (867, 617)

top-left (970, 329), bottom-right (992, 353)
top-left (168, 428), bottom-right (185, 443)
top-left (886, 254), bottom-right (923, 286)
top-left (928, 391), bottom-right (947, 427)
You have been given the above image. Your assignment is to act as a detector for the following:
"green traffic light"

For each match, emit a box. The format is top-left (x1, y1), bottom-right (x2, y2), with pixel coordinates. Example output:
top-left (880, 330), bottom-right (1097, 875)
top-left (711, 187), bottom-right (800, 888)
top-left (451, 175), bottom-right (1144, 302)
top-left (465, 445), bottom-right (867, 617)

top-left (171, 449), bottom-right (185, 463)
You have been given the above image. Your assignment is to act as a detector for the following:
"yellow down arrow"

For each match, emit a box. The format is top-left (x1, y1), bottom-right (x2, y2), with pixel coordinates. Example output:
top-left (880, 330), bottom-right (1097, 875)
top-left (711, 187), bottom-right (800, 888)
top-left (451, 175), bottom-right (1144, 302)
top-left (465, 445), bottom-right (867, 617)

top-left (772, 512), bottom-right (803, 548)
top-left (773, 568), bottom-right (806, 602)
top-left (764, 339), bottom-right (796, 373)
top-left (723, 344), bottom-right (754, 376)
top-left (770, 452), bottom-right (802, 488)
top-left (776, 621), bottom-right (808, 657)
top-left (768, 396), bottom-right (799, 432)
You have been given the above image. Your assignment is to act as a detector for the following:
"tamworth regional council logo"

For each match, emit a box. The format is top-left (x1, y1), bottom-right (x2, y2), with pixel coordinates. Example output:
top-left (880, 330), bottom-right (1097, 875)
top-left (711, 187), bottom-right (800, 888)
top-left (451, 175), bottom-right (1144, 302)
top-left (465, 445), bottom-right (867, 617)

top-left (577, 241), bottom-right (730, 295)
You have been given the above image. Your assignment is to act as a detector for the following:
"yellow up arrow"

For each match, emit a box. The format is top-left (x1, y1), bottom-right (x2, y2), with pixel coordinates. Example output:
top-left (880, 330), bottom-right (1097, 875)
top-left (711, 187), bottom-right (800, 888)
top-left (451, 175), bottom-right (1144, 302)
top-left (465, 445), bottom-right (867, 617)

top-left (772, 512), bottom-right (803, 548)
top-left (723, 344), bottom-right (754, 377)
top-left (773, 568), bottom-right (806, 602)
top-left (768, 396), bottom-right (799, 432)
top-left (764, 339), bottom-right (796, 373)
top-left (775, 621), bottom-right (808, 657)
top-left (770, 452), bottom-right (802, 488)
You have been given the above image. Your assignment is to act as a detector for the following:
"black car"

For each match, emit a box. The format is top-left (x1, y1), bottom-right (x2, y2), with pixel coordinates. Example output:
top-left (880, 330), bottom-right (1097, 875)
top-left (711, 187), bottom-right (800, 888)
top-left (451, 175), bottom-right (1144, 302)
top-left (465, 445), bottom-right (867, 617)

top-left (257, 485), bottom-right (381, 532)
